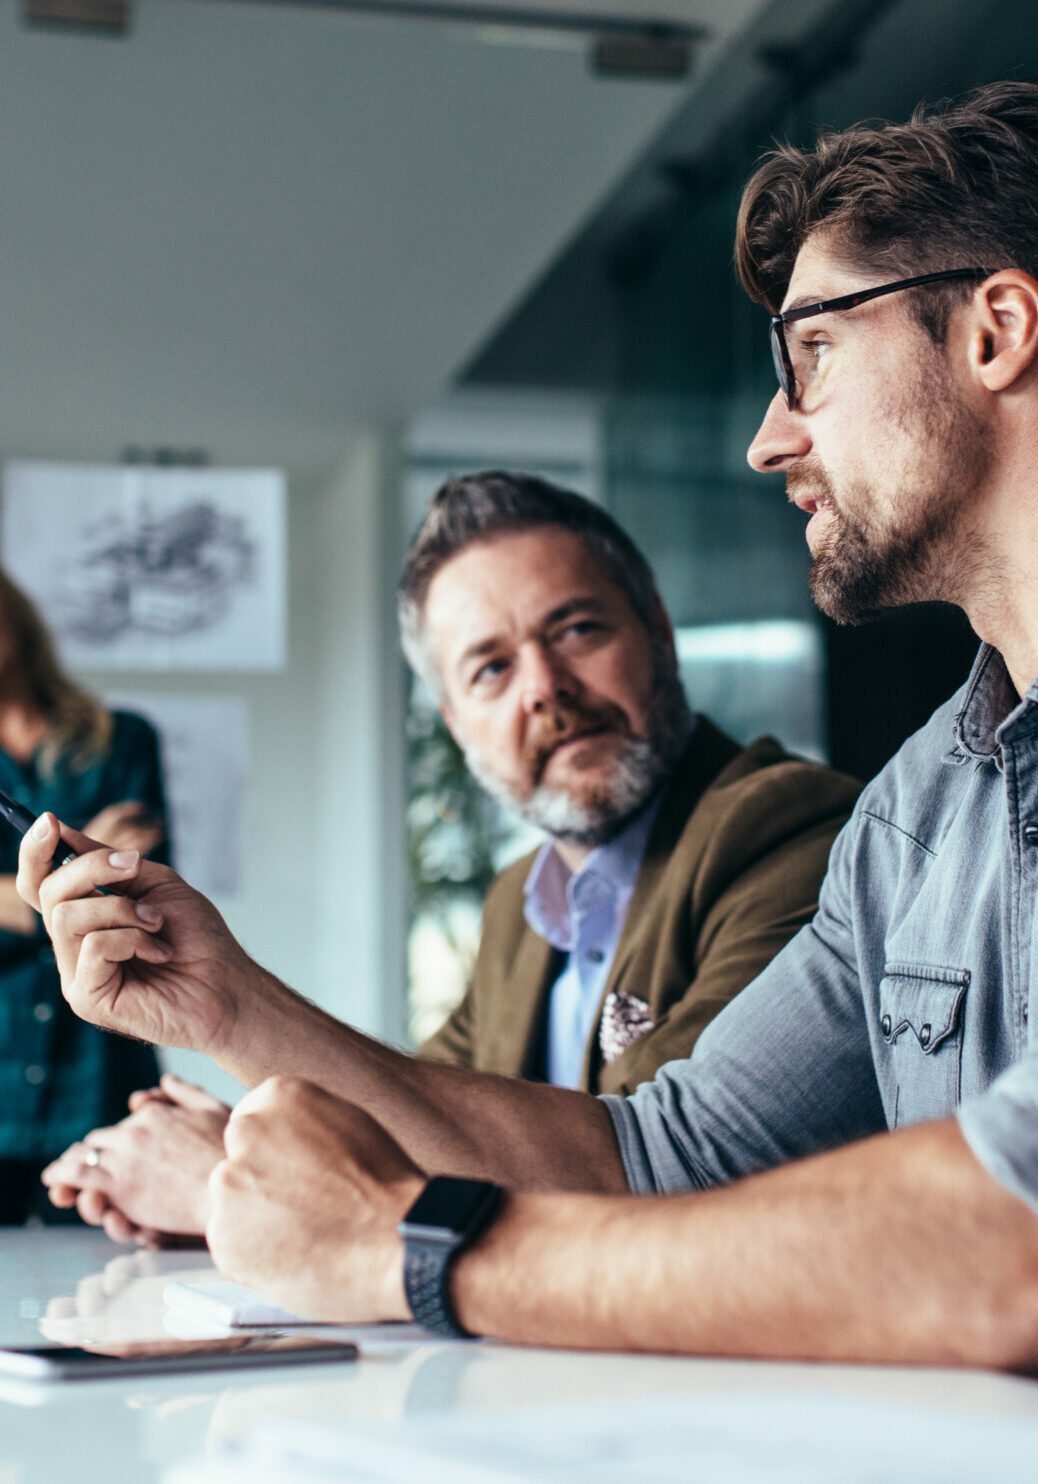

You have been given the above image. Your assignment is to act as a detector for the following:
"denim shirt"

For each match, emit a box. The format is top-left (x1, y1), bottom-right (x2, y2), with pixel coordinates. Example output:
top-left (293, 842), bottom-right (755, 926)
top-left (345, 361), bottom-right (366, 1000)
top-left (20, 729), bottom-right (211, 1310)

top-left (604, 645), bottom-right (1038, 1218)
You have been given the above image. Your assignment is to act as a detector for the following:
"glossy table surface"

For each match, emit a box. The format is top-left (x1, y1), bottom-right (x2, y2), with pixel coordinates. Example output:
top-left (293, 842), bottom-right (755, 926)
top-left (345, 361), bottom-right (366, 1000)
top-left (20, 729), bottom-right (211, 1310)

top-left (3, 1227), bottom-right (1038, 1483)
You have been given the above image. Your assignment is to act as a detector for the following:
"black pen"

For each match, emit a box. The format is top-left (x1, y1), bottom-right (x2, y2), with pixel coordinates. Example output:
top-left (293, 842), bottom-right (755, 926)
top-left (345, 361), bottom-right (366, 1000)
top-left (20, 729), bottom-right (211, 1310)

top-left (0, 789), bottom-right (81, 870)
top-left (0, 792), bottom-right (119, 898)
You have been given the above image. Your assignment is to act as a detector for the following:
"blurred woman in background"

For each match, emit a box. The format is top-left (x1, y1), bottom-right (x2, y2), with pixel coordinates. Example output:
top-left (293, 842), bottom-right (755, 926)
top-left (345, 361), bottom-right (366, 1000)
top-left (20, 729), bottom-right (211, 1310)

top-left (0, 571), bottom-right (169, 1223)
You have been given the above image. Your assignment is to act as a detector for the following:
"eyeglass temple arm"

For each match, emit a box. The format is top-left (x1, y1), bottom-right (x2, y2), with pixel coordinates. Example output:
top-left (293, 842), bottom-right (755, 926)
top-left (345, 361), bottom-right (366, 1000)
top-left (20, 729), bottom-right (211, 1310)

top-left (773, 267), bottom-right (993, 327)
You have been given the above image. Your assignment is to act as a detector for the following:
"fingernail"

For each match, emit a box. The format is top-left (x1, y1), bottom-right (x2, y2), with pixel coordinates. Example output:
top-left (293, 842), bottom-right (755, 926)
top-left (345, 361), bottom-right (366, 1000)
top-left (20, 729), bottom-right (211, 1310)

top-left (109, 850), bottom-right (139, 869)
top-left (135, 902), bottom-right (161, 924)
top-left (30, 815), bottom-right (50, 840)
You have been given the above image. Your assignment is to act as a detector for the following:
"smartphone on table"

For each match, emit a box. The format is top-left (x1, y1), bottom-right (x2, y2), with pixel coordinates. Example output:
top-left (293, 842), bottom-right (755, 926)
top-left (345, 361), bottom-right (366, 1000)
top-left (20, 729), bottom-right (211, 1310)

top-left (0, 1333), bottom-right (358, 1381)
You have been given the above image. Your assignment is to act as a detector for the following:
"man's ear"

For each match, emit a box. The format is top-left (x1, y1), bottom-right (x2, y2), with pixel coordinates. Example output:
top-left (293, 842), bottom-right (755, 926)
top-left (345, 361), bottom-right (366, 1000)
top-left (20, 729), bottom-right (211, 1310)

top-left (970, 271), bottom-right (1038, 392)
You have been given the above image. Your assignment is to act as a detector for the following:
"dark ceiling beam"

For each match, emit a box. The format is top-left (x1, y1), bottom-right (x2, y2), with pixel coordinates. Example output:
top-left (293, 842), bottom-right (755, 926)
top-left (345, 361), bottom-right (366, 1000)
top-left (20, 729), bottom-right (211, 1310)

top-left (213, 0), bottom-right (707, 76)
top-left (214, 0), bottom-right (706, 44)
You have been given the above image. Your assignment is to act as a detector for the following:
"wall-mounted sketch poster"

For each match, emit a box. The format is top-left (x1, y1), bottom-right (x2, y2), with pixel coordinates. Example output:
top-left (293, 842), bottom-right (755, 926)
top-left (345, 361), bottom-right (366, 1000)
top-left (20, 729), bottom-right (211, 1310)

top-left (107, 693), bottom-right (248, 897)
top-left (1, 462), bottom-right (286, 670)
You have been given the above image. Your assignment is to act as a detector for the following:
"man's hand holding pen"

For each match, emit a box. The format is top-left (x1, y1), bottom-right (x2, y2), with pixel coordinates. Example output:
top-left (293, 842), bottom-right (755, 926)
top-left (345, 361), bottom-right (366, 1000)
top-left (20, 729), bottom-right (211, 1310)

top-left (17, 809), bottom-right (446, 1325)
top-left (16, 811), bottom-right (251, 1056)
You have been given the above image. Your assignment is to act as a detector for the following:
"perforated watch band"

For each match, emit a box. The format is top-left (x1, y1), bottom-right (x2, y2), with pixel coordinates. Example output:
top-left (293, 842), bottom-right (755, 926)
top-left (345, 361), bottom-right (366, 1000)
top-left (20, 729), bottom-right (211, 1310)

top-left (402, 1239), bottom-right (471, 1338)
top-left (399, 1177), bottom-right (502, 1339)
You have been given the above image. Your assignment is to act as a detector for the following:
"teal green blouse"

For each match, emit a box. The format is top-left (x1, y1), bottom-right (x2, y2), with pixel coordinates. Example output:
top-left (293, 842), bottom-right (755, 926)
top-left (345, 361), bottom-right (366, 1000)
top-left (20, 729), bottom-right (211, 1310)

top-left (0, 711), bottom-right (169, 1162)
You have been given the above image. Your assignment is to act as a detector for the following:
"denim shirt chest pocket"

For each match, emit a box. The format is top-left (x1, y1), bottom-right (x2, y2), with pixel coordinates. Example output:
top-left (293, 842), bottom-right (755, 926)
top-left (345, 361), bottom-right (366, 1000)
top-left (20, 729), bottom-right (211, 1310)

top-left (876, 963), bottom-right (970, 1127)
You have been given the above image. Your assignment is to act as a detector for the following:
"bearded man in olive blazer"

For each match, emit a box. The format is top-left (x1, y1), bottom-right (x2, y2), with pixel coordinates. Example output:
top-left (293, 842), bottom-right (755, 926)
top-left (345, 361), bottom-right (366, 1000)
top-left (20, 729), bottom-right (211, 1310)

top-left (39, 469), bottom-right (858, 1241)
top-left (407, 472), bottom-right (859, 1095)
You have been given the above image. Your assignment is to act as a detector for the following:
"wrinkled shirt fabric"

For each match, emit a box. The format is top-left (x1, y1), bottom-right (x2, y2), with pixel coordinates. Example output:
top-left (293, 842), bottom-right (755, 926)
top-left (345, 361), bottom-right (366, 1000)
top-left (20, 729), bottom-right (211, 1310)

top-left (603, 645), bottom-right (1038, 1217)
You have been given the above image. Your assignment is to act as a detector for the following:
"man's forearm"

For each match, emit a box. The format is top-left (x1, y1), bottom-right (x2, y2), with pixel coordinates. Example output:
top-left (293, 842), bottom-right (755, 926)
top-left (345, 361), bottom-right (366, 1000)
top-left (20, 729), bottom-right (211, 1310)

top-left (214, 970), bottom-right (627, 1193)
top-left (450, 1119), bottom-right (1038, 1367)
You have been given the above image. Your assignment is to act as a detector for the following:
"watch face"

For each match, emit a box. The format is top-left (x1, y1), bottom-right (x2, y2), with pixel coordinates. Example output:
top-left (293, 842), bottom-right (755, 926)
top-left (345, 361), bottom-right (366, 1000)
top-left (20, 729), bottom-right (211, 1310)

top-left (403, 1176), bottom-right (499, 1238)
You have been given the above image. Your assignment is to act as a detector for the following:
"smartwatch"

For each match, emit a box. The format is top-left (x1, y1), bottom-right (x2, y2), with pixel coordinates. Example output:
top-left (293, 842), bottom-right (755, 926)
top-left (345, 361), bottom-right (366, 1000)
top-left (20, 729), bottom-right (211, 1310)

top-left (398, 1175), bottom-right (502, 1338)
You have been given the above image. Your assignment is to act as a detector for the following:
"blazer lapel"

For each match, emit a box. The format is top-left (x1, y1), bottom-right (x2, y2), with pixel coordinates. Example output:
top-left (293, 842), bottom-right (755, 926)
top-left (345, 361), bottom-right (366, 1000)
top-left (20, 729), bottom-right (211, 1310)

top-left (609, 719), bottom-right (742, 985)
top-left (481, 926), bottom-right (562, 1080)
top-left (579, 721), bottom-right (743, 1089)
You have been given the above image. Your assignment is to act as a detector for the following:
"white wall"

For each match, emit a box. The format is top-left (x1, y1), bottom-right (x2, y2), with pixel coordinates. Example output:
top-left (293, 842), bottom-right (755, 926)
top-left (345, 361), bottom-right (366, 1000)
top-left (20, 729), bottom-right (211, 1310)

top-left (76, 435), bottom-right (408, 1104)
top-left (311, 436), bottom-right (410, 1053)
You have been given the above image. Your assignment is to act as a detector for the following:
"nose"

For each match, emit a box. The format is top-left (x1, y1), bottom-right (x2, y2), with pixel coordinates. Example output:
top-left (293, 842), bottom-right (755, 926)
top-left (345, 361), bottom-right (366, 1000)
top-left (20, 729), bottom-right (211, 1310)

top-left (517, 642), bottom-right (574, 714)
top-left (746, 390), bottom-right (812, 473)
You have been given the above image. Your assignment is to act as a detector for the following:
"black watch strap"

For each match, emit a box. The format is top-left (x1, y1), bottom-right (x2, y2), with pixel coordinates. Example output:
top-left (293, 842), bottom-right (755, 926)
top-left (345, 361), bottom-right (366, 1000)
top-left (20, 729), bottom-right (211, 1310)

top-left (399, 1177), bottom-right (502, 1338)
top-left (402, 1238), bottom-right (472, 1338)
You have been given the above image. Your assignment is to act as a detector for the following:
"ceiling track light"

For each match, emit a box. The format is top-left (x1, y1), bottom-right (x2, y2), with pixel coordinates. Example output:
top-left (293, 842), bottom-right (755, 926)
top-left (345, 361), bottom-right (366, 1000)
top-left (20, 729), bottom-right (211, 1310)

top-left (22, 0), bottom-right (705, 79)
top-left (223, 0), bottom-right (706, 78)
top-left (23, 0), bottom-right (129, 33)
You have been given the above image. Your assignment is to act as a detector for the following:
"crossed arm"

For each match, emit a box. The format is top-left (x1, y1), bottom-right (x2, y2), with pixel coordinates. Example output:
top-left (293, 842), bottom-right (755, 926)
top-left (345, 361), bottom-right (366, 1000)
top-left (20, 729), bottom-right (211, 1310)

top-left (18, 815), bottom-right (1038, 1368)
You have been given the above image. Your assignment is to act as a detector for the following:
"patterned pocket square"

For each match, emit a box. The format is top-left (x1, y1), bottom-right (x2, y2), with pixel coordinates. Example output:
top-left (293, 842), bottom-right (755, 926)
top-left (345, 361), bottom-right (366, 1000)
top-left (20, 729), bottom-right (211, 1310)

top-left (599, 990), bottom-right (654, 1066)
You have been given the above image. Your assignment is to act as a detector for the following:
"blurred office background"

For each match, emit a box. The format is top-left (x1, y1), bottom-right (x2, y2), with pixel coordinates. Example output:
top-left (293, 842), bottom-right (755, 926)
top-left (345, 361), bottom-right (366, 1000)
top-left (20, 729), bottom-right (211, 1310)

top-left (0, 0), bottom-right (1026, 1082)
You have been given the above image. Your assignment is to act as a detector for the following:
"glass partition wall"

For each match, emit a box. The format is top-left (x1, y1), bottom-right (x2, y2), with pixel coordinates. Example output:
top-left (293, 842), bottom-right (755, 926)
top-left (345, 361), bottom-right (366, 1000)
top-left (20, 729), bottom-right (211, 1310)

top-left (404, 0), bottom-right (1034, 1041)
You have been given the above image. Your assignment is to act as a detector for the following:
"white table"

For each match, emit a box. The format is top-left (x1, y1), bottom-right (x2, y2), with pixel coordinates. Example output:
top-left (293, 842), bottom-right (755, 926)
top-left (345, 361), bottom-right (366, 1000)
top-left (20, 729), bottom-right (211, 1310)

top-left (3, 1227), bottom-right (1038, 1483)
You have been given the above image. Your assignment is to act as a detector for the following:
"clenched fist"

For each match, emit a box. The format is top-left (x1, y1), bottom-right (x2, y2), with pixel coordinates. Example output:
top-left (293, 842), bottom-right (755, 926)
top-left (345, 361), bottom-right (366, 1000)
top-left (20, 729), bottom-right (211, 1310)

top-left (207, 1077), bottom-right (426, 1323)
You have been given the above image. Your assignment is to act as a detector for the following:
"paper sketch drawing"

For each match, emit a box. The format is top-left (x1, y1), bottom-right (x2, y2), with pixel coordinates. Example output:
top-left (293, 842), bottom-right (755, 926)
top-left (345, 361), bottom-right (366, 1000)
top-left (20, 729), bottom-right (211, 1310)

top-left (61, 499), bottom-right (255, 643)
top-left (1, 463), bottom-right (286, 670)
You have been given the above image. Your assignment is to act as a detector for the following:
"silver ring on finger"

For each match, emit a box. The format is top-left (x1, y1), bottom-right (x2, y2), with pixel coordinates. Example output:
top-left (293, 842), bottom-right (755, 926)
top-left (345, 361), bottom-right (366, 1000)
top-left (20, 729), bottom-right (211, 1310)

top-left (84, 1147), bottom-right (102, 1169)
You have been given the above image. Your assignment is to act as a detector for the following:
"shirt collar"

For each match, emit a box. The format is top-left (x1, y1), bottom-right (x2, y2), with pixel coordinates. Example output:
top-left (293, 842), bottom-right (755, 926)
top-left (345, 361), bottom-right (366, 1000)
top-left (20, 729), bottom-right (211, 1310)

top-left (523, 793), bottom-right (662, 953)
top-left (953, 643), bottom-right (1037, 764)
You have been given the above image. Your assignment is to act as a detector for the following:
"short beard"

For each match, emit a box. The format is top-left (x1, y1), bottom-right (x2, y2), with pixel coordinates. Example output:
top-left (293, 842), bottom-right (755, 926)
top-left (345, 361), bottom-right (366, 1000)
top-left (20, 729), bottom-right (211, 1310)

top-left (800, 365), bottom-right (994, 625)
top-left (461, 639), bottom-right (692, 849)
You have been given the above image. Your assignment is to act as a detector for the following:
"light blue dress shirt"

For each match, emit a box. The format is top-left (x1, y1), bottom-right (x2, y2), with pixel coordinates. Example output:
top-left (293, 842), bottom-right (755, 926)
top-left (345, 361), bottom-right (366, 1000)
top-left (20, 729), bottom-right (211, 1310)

top-left (523, 798), bottom-right (661, 1089)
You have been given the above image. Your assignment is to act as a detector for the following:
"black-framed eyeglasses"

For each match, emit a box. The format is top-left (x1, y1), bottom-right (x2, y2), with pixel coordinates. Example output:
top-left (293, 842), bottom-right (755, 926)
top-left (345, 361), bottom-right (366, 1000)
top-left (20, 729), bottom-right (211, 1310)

top-left (770, 267), bottom-right (992, 411)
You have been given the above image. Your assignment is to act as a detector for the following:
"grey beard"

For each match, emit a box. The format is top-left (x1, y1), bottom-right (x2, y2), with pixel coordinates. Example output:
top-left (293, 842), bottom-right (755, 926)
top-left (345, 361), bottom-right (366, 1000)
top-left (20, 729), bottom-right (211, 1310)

top-left (462, 657), bottom-right (692, 849)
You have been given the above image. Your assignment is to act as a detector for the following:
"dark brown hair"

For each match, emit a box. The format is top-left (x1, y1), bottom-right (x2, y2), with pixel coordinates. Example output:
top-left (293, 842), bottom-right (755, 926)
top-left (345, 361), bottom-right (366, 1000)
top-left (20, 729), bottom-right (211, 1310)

top-left (398, 471), bottom-right (659, 695)
top-left (736, 80), bottom-right (1038, 340)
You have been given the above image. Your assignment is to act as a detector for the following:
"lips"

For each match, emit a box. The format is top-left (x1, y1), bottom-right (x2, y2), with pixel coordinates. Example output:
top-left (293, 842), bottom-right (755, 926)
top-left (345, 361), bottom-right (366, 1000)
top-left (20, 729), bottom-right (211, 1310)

top-left (527, 708), bottom-right (624, 782)
top-left (786, 460), bottom-right (837, 523)
top-left (549, 726), bottom-right (609, 763)
top-left (539, 727), bottom-right (611, 778)
top-left (550, 725), bottom-right (607, 752)
top-left (789, 487), bottom-right (832, 517)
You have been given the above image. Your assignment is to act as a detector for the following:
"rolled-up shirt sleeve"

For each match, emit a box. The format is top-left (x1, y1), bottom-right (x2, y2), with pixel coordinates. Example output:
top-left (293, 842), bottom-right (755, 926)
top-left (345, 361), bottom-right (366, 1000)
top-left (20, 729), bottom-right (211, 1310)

top-left (958, 1054), bottom-right (1038, 1216)
top-left (603, 814), bottom-right (888, 1195)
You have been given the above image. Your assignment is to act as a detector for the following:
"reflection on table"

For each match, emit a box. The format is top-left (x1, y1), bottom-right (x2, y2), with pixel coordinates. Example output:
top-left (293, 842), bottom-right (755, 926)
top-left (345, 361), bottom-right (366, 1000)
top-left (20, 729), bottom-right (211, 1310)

top-left (3, 1228), bottom-right (1038, 1484)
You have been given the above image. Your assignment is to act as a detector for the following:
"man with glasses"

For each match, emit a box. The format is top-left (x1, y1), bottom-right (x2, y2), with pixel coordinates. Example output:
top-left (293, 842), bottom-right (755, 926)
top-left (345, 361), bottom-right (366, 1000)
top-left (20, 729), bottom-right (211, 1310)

top-left (18, 80), bottom-right (1038, 1367)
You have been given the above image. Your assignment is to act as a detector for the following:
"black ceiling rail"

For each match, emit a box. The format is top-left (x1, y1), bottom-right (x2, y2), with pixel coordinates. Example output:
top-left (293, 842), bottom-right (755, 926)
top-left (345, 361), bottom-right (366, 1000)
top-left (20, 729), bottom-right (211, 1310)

top-left (214, 0), bottom-right (706, 44)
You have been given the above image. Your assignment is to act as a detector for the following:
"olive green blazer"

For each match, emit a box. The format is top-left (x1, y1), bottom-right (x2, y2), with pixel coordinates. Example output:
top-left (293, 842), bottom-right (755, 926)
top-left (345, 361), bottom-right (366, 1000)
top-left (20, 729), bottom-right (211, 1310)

top-left (419, 718), bottom-right (861, 1096)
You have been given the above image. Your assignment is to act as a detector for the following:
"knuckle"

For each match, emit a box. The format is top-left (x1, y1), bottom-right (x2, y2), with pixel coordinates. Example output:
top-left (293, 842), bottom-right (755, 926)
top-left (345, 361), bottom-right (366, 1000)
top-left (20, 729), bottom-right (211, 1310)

top-left (76, 935), bottom-right (106, 970)
top-left (49, 898), bottom-right (74, 934)
top-left (269, 1074), bottom-right (310, 1107)
top-left (208, 1159), bottom-right (238, 1205)
top-left (227, 1104), bottom-right (259, 1143)
top-left (266, 1073), bottom-right (297, 1099)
